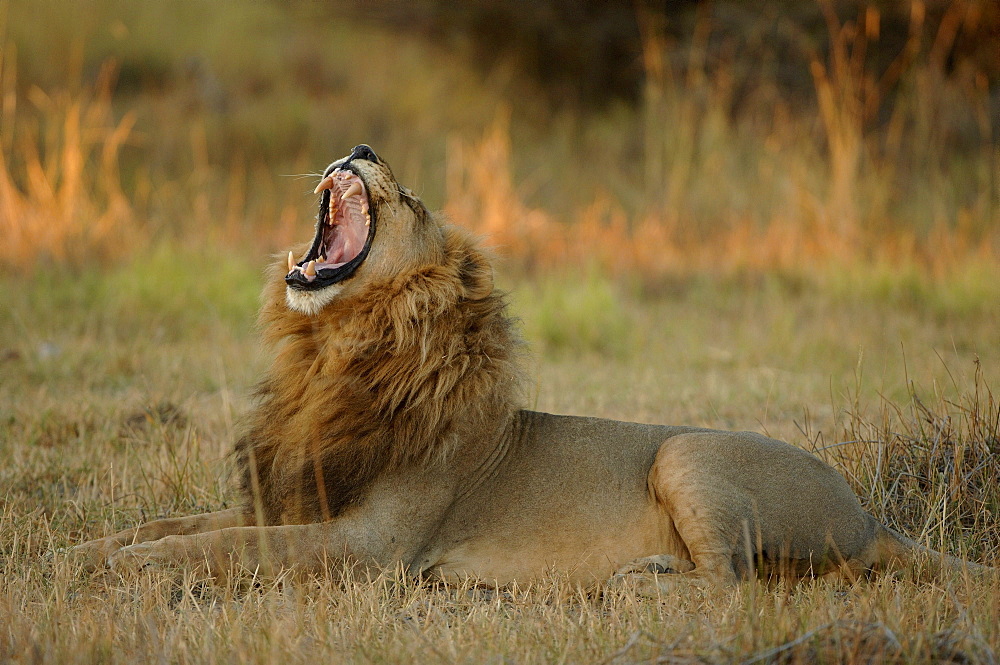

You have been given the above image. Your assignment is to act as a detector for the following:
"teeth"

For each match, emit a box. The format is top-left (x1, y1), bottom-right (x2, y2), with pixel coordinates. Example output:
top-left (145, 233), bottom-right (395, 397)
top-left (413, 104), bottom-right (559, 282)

top-left (342, 182), bottom-right (362, 200)
top-left (314, 176), bottom-right (334, 194)
top-left (287, 251), bottom-right (295, 272)
top-left (305, 260), bottom-right (316, 276)
top-left (365, 213), bottom-right (371, 227)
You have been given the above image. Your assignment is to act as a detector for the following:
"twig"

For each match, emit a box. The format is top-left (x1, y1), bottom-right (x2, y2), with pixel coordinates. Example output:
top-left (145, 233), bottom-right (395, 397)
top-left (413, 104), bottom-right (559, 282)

top-left (738, 621), bottom-right (838, 665)
top-left (601, 629), bottom-right (659, 665)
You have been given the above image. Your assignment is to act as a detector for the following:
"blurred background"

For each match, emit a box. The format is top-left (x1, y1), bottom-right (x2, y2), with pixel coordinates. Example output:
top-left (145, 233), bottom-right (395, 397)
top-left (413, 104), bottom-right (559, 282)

top-left (1, 0), bottom-right (997, 281)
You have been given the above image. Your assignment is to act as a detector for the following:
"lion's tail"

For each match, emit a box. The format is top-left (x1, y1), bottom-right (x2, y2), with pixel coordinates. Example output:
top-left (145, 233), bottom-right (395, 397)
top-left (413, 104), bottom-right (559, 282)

top-left (871, 524), bottom-right (995, 579)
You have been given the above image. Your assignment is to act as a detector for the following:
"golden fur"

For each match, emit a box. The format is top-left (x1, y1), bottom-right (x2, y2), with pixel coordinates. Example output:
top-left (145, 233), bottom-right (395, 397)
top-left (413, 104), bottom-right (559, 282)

top-left (72, 146), bottom-right (993, 588)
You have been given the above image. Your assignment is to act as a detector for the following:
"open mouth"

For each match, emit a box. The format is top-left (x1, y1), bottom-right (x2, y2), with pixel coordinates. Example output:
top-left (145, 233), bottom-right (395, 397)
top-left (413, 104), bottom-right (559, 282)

top-left (285, 167), bottom-right (375, 290)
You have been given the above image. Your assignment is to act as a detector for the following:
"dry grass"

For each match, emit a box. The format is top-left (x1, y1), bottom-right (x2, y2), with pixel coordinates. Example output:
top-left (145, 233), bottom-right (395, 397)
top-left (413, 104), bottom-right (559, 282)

top-left (0, 49), bottom-right (141, 271)
top-left (2, 254), bottom-right (999, 663)
top-left (445, 30), bottom-right (997, 283)
top-left (436, 4), bottom-right (999, 282)
top-left (2, 565), bottom-right (997, 663)
top-left (2, 4), bottom-right (999, 662)
top-left (831, 359), bottom-right (1000, 562)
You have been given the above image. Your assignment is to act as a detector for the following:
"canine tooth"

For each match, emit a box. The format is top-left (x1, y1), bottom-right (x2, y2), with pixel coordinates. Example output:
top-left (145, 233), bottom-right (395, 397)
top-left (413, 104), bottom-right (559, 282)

top-left (305, 260), bottom-right (316, 276)
top-left (342, 182), bottom-right (362, 200)
top-left (287, 251), bottom-right (295, 272)
top-left (314, 176), bottom-right (334, 194)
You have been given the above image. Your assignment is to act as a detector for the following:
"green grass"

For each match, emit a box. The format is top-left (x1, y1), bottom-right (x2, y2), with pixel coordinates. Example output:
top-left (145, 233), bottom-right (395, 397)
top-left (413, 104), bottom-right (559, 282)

top-left (2, 245), bottom-right (998, 663)
top-left (513, 271), bottom-right (637, 359)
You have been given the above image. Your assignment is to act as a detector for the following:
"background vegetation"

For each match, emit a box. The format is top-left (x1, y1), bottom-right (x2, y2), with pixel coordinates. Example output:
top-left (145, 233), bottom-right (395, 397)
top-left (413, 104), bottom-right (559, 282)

top-left (1, 0), bottom-right (998, 662)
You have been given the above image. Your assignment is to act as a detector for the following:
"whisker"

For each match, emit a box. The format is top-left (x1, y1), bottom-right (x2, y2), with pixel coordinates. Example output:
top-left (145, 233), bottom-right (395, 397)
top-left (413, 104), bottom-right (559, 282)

top-left (282, 173), bottom-right (325, 180)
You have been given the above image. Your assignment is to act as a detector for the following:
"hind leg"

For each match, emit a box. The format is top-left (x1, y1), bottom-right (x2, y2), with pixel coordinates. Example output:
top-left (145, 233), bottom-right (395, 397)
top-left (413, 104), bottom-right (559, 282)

top-left (612, 537), bottom-right (740, 598)
top-left (638, 438), bottom-right (749, 589)
top-left (610, 551), bottom-right (735, 598)
top-left (608, 514), bottom-right (741, 596)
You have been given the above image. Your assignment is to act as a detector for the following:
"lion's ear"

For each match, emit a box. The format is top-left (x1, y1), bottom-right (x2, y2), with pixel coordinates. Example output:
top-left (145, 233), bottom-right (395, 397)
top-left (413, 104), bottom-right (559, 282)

top-left (459, 251), bottom-right (494, 300)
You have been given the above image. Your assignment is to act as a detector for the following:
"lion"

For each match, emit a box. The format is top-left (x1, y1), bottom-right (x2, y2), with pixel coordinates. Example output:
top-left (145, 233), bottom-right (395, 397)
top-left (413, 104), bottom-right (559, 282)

top-left (73, 145), bottom-right (993, 589)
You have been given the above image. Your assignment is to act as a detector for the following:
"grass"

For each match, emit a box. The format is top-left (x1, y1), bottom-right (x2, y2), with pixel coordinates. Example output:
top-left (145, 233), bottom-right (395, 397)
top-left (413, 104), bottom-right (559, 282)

top-left (515, 271), bottom-right (637, 359)
top-left (0, 50), bottom-right (140, 271)
top-left (1, 2), bottom-right (999, 662)
top-left (2, 251), bottom-right (999, 663)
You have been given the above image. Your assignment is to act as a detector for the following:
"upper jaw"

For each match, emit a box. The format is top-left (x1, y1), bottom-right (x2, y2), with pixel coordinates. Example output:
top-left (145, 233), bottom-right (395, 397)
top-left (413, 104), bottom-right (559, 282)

top-left (285, 165), bottom-right (376, 291)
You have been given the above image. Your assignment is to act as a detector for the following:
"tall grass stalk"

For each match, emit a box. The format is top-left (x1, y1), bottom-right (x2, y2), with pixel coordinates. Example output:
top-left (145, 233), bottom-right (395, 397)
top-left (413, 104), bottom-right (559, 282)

top-left (827, 359), bottom-right (1000, 561)
top-left (440, 4), bottom-right (997, 283)
top-left (0, 50), bottom-right (140, 271)
top-left (444, 113), bottom-right (997, 282)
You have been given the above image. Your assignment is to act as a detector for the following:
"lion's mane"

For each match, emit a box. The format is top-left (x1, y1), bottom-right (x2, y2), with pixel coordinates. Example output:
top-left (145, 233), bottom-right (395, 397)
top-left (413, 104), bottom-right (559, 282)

top-left (234, 228), bottom-right (525, 524)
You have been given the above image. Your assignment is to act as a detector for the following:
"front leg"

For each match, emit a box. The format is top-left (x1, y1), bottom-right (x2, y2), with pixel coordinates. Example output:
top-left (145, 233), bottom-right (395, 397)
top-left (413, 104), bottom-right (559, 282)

top-left (108, 521), bottom-right (394, 579)
top-left (71, 507), bottom-right (251, 571)
top-left (107, 467), bottom-right (461, 579)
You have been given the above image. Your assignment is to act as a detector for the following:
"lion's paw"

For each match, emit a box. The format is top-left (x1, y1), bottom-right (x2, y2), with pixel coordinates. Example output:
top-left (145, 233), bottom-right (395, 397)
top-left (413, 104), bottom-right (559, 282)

top-left (107, 536), bottom-right (216, 579)
top-left (107, 540), bottom-right (168, 573)
top-left (66, 538), bottom-right (126, 572)
top-left (615, 554), bottom-right (695, 576)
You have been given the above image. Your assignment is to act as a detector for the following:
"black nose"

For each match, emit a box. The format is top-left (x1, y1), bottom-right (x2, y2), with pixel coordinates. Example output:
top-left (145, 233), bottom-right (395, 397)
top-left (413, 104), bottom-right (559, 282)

top-left (349, 145), bottom-right (379, 163)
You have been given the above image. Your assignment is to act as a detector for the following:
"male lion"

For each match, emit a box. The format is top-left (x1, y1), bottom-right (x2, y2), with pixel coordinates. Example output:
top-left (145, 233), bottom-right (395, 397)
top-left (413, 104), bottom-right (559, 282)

top-left (74, 145), bottom-right (992, 588)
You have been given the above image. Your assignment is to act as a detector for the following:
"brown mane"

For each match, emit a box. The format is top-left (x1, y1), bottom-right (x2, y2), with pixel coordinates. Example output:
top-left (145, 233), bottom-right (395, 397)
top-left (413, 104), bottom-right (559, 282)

top-left (234, 227), bottom-right (525, 524)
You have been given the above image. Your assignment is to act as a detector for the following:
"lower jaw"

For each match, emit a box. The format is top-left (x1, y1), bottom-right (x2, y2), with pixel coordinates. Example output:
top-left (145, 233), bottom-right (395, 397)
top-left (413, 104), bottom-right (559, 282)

top-left (285, 282), bottom-right (344, 315)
